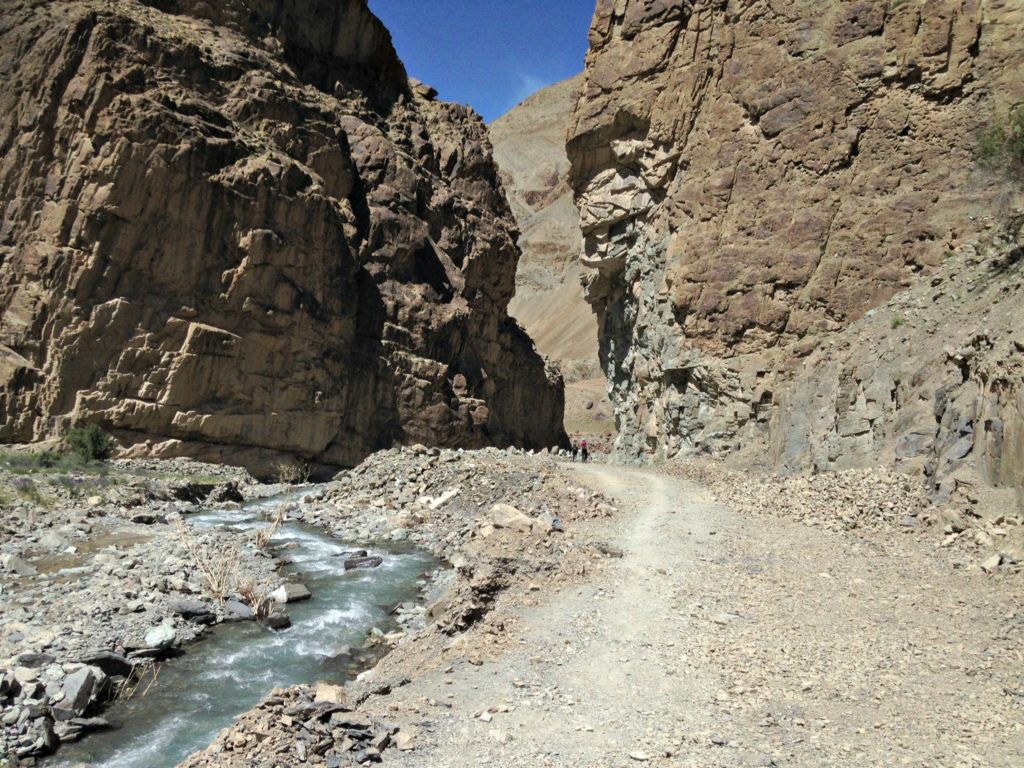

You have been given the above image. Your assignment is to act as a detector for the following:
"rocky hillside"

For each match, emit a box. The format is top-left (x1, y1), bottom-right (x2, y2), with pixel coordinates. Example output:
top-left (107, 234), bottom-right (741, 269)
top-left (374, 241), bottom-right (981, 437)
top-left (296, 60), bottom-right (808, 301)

top-left (567, 1), bottom-right (1024, 498)
top-left (490, 74), bottom-right (598, 381)
top-left (0, 0), bottom-right (565, 478)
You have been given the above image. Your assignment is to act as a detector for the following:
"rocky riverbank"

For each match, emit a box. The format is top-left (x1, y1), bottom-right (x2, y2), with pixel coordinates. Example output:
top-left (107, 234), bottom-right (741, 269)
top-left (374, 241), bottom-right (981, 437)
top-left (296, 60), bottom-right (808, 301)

top-left (1, 447), bottom-right (615, 766)
top-left (0, 457), bottom-right (290, 762)
top-left (178, 447), bottom-right (622, 767)
top-left (182, 456), bottom-right (1024, 768)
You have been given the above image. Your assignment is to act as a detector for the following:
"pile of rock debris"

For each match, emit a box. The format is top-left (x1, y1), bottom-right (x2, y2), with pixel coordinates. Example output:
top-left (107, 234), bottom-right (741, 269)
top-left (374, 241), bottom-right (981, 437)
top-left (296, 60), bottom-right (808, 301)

top-left (676, 460), bottom-right (1023, 575)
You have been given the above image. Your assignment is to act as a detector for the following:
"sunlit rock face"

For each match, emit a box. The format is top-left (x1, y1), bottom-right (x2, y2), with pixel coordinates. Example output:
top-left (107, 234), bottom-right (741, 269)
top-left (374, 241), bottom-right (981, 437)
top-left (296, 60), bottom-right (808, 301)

top-left (490, 74), bottom-right (601, 382)
top-left (0, 0), bottom-right (565, 477)
top-left (568, 0), bottom-right (1024, 472)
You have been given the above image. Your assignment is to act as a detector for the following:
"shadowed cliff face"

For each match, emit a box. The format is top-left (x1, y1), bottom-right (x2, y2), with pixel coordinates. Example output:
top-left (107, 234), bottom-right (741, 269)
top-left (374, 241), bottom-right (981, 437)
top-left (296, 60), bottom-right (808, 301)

top-left (0, 0), bottom-right (566, 477)
top-left (567, 0), bottom-right (1024, 498)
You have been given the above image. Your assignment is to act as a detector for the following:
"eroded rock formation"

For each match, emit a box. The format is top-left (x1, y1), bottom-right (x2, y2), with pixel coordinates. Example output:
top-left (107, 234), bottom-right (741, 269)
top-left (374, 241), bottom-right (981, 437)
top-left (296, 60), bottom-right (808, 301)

top-left (568, 0), bottom-right (1024, 495)
top-left (490, 74), bottom-right (600, 381)
top-left (0, 0), bottom-right (565, 476)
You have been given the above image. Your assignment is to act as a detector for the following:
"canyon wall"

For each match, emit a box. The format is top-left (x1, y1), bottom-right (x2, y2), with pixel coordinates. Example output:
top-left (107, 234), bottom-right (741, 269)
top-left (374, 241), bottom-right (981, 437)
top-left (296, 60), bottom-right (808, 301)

top-left (0, 0), bottom-right (565, 477)
top-left (568, 0), bottom-right (1024, 499)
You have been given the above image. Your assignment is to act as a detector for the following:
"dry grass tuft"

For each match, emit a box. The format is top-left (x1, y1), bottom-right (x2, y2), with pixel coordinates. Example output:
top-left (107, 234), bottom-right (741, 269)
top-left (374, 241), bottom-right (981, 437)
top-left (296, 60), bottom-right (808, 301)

top-left (254, 508), bottom-right (284, 548)
top-left (173, 516), bottom-right (240, 604)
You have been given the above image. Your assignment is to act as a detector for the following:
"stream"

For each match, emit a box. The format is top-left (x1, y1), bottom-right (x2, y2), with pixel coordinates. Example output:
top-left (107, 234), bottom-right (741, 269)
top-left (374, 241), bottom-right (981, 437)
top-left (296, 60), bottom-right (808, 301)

top-left (49, 492), bottom-right (438, 768)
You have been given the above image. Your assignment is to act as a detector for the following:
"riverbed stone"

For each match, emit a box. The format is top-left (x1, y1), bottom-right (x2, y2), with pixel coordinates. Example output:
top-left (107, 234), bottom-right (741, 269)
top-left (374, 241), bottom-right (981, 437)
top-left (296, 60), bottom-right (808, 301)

top-left (36, 532), bottom-right (71, 552)
top-left (52, 667), bottom-right (98, 721)
top-left (223, 599), bottom-right (254, 622)
top-left (170, 599), bottom-right (216, 623)
top-left (314, 682), bottom-right (347, 705)
top-left (0, 554), bottom-right (37, 577)
top-left (70, 715), bottom-right (111, 731)
top-left (144, 623), bottom-right (177, 651)
top-left (344, 556), bottom-right (384, 571)
top-left (980, 554), bottom-right (1002, 574)
top-left (269, 583), bottom-right (312, 603)
top-left (53, 720), bottom-right (83, 743)
top-left (394, 729), bottom-right (415, 751)
top-left (13, 666), bottom-right (38, 685)
top-left (78, 651), bottom-right (133, 678)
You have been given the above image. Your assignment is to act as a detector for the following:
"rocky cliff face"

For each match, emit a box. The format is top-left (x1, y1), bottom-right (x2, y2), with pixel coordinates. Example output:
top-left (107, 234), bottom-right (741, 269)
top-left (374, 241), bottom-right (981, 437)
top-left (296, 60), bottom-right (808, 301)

top-left (0, 0), bottom-right (565, 477)
top-left (490, 75), bottom-right (600, 381)
top-left (769, 222), bottom-right (1024, 508)
top-left (567, 0), bottom-right (1024, 495)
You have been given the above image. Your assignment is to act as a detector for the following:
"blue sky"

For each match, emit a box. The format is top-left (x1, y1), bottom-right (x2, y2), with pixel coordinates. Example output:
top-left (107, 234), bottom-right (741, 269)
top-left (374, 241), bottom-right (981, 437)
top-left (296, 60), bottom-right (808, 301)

top-left (368, 0), bottom-right (595, 123)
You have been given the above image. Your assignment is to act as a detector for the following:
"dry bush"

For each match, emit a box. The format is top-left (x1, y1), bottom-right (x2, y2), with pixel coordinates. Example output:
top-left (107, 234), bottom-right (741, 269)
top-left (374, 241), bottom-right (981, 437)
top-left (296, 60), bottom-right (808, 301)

top-left (115, 661), bottom-right (160, 700)
top-left (274, 461), bottom-right (310, 485)
top-left (173, 516), bottom-right (240, 604)
top-left (238, 578), bottom-right (274, 620)
top-left (254, 508), bottom-right (284, 548)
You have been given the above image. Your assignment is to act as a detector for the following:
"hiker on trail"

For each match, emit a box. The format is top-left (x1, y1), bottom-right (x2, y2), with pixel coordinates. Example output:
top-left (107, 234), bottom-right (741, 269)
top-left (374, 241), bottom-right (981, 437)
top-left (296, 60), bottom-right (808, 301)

top-left (580, 438), bottom-right (589, 463)
top-left (571, 440), bottom-right (579, 462)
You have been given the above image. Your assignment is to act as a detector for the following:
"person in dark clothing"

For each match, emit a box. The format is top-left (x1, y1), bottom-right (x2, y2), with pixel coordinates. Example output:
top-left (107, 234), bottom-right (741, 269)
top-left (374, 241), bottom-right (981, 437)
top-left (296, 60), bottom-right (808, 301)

top-left (580, 439), bottom-right (589, 463)
top-left (571, 441), bottom-right (579, 462)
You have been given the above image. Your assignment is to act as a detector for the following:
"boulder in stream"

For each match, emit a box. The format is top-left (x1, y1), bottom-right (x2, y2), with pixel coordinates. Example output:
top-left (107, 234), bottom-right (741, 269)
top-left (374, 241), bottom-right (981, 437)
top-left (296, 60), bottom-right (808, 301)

top-left (263, 609), bottom-right (291, 630)
top-left (344, 556), bottom-right (383, 571)
top-left (269, 583), bottom-right (312, 603)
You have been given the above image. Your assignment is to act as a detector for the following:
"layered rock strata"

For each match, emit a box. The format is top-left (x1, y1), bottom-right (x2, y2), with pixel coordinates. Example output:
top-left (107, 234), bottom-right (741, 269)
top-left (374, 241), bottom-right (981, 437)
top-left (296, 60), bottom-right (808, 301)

top-left (567, 0), bottom-right (1024, 491)
top-left (490, 74), bottom-right (600, 381)
top-left (0, 0), bottom-right (565, 476)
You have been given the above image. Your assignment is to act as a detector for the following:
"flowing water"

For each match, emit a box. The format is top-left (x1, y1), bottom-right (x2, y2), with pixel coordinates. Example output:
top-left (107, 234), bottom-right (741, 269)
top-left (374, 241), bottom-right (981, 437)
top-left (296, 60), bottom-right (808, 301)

top-left (50, 492), bottom-right (438, 768)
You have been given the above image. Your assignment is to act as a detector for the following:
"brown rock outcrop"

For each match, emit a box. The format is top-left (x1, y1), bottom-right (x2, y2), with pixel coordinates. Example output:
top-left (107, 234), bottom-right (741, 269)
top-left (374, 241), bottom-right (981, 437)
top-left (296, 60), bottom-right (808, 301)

top-left (0, 0), bottom-right (565, 477)
top-left (567, 0), bottom-right (1024, 478)
top-left (490, 74), bottom-right (600, 381)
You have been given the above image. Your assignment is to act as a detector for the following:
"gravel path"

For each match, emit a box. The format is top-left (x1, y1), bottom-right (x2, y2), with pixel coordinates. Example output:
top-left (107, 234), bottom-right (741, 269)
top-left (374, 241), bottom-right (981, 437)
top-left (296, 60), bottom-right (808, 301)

top-left (373, 463), bottom-right (1024, 767)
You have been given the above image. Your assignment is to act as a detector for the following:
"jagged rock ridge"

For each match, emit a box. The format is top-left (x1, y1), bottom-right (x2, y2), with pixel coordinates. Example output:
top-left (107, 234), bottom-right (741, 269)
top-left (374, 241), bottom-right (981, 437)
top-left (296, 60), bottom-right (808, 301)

top-left (567, 0), bottom-right (1024, 499)
top-left (0, 0), bottom-right (566, 476)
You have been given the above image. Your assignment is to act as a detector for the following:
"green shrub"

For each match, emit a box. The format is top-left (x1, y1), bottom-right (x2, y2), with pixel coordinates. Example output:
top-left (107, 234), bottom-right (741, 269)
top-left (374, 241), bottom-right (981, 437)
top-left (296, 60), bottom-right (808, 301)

top-left (891, 316), bottom-right (904, 329)
top-left (12, 476), bottom-right (48, 508)
top-left (65, 424), bottom-right (115, 462)
top-left (978, 105), bottom-right (1024, 180)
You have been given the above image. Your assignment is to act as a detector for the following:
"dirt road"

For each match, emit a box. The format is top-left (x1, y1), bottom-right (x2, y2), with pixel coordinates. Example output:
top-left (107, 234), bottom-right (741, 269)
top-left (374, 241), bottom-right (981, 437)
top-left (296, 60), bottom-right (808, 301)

top-left (372, 463), bottom-right (1024, 767)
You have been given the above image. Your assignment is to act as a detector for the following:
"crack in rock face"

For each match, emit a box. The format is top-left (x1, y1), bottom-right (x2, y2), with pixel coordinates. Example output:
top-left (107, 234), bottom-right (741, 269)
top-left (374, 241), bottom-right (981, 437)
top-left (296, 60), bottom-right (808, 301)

top-left (567, 0), bottom-right (1024, 485)
top-left (0, 0), bottom-right (566, 478)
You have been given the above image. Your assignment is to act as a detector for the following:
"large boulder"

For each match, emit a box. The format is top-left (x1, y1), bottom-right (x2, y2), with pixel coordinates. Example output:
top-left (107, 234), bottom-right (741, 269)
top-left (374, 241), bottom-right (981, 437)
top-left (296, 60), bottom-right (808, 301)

top-left (52, 667), bottom-right (101, 721)
top-left (143, 623), bottom-right (177, 651)
top-left (489, 503), bottom-right (549, 535)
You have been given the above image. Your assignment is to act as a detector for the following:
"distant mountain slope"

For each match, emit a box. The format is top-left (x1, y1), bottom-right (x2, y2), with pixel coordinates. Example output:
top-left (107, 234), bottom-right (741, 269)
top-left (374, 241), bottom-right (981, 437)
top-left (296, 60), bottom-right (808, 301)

top-left (490, 74), bottom-right (599, 381)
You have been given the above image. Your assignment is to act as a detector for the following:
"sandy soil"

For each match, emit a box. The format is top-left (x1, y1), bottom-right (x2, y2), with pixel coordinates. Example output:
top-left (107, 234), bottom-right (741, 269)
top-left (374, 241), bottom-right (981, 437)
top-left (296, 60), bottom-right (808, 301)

top-left (564, 378), bottom-right (614, 451)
